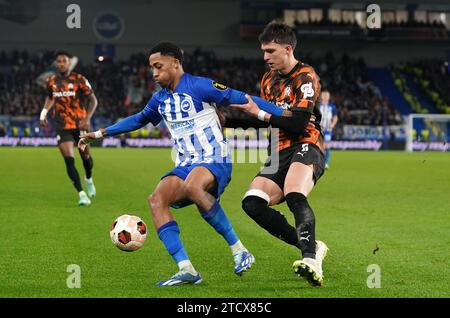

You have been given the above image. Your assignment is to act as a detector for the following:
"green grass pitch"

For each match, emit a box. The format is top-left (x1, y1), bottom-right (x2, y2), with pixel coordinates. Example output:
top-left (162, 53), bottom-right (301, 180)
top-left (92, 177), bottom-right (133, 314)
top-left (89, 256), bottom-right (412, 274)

top-left (0, 147), bottom-right (449, 298)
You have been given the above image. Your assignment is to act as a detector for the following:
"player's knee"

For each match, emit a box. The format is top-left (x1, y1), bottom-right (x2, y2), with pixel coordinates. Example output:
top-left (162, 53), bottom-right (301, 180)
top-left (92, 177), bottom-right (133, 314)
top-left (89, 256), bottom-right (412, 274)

top-left (242, 190), bottom-right (270, 218)
top-left (148, 192), bottom-right (166, 213)
top-left (184, 182), bottom-right (205, 203)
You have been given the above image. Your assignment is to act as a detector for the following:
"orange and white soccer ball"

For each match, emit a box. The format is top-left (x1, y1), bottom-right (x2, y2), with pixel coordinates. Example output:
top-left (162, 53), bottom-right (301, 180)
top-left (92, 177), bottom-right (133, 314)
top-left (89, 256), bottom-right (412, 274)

top-left (110, 214), bottom-right (147, 251)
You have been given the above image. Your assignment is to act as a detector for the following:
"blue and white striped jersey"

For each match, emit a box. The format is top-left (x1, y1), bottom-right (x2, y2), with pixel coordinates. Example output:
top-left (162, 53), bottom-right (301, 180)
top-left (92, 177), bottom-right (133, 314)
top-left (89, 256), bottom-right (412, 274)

top-left (319, 102), bottom-right (337, 132)
top-left (141, 73), bottom-right (231, 166)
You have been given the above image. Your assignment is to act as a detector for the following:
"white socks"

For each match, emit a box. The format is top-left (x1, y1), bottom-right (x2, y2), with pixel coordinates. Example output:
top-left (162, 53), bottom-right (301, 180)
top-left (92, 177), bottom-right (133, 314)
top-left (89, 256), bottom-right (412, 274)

top-left (177, 260), bottom-right (197, 274)
top-left (230, 240), bottom-right (246, 254)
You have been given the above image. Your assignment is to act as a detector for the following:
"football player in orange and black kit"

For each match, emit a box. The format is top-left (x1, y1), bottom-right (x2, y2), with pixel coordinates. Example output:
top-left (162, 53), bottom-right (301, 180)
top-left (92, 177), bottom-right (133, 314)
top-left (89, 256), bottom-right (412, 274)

top-left (231, 23), bottom-right (329, 286)
top-left (39, 51), bottom-right (98, 206)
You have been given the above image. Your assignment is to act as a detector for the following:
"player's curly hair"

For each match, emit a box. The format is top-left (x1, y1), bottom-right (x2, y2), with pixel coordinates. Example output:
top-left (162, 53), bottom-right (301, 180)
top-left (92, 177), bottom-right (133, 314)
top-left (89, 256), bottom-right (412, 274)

top-left (55, 50), bottom-right (72, 59)
top-left (258, 22), bottom-right (297, 50)
top-left (149, 42), bottom-right (184, 64)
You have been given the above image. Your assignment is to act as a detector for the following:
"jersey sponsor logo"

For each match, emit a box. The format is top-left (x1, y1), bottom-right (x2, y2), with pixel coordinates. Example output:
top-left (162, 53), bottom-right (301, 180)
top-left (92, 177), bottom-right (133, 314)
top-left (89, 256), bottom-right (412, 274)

top-left (300, 82), bottom-right (314, 99)
top-left (170, 119), bottom-right (196, 133)
top-left (68, 83), bottom-right (74, 90)
top-left (276, 101), bottom-right (292, 110)
top-left (212, 81), bottom-right (227, 90)
top-left (52, 91), bottom-right (76, 97)
top-left (180, 98), bottom-right (194, 112)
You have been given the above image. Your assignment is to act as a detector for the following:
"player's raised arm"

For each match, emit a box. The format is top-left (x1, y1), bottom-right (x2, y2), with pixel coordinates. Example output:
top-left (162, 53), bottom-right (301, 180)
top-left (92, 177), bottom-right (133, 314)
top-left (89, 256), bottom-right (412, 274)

top-left (78, 96), bottom-right (162, 150)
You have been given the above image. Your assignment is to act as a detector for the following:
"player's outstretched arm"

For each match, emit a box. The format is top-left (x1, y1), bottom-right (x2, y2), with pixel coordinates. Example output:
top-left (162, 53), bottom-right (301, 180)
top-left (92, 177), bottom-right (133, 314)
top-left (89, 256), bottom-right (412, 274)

top-left (223, 89), bottom-right (284, 117)
top-left (193, 78), bottom-right (283, 117)
top-left (78, 96), bottom-right (162, 150)
top-left (230, 95), bottom-right (310, 135)
top-left (78, 110), bottom-right (159, 150)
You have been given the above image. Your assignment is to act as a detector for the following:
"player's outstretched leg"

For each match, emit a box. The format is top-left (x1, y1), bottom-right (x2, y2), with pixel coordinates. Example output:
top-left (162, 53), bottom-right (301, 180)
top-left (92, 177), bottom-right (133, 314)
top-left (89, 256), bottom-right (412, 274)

top-left (242, 190), bottom-right (301, 249)
top-left (286, 192), bottom-right (323, 286)
top-left (201, 200), bottom-right (255, 275)
top-left (149, 176), bottom-right (202, 286)
top-left (155, 220), bottom-right (202, 286)
top-left (185, 166), bottom-right (255, 276)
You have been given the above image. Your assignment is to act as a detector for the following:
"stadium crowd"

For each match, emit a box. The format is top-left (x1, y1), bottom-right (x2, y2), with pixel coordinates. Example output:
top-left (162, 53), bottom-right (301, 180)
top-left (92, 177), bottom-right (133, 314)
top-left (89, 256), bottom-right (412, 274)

top-left (0, 48), bottom-right (404, 137)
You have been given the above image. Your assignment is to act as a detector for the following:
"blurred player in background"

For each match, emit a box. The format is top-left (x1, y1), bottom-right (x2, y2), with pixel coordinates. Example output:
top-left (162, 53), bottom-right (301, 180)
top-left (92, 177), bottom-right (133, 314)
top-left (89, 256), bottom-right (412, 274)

top-left (231, 23), bottom-right (328, 286)
top-left (319, 88), bottom-right (338, 169)
top-left (79, 42), bottom-right (285, 286)
top-left (39, 51), bottom-right (98, 206)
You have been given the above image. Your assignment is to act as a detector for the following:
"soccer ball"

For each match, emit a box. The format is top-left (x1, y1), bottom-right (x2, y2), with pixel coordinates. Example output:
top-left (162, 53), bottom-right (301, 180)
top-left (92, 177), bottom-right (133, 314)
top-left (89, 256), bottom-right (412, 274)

top-left (110, 214), bottom-right (147, 252)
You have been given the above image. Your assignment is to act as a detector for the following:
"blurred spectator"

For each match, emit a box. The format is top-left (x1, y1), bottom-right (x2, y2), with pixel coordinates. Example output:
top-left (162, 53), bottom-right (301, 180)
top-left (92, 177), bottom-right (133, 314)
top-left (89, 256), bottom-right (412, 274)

top-left (0, 49), bottom-right (403, 135)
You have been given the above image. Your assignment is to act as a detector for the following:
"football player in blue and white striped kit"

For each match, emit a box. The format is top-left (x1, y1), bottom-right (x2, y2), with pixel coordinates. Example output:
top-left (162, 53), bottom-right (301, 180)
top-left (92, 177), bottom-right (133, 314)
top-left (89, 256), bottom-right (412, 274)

top-left (319, 89), bottom-right (338, 169)
top-left (79, 43), bottom-right (286, 286)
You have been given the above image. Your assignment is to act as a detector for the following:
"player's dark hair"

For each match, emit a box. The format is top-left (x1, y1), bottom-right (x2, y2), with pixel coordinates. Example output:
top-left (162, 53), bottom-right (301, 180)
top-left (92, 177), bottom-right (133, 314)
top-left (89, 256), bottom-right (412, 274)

top-left (149, 42), bottom-right (184, 64)
top-left (55, 50), bottom-right (72, 59)
top-left (258, 22), bottom-right (297, 50)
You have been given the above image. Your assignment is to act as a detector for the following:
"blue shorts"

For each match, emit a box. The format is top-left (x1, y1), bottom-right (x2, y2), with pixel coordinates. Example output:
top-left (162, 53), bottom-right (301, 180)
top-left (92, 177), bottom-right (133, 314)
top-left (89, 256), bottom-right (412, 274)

top-left (324, 130), bottom-right (333, 143)
top-left (161, 162), bottom-right (232, 209)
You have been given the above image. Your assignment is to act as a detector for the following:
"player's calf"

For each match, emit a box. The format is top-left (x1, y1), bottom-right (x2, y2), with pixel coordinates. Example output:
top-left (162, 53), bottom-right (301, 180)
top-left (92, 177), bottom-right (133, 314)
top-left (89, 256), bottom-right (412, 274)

top-left (156, 220), bottom-right (200, 286)
top-left (285, 192), bottom-right (316, 259)
top-left (242, 191), bottom-right (300, 248)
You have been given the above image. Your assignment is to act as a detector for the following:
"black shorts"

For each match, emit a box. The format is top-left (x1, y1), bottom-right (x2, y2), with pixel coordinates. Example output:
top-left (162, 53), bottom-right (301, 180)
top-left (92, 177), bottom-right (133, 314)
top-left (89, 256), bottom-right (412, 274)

top-left (256, 142), bottom-right (325, 192)
top-left (56, 129), bottom-right (86, 145)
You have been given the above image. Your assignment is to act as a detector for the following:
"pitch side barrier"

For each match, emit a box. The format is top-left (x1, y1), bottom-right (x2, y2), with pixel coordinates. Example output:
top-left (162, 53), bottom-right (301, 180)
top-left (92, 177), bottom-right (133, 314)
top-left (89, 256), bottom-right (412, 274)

top-left (1, 136), bottom-right (448, 151)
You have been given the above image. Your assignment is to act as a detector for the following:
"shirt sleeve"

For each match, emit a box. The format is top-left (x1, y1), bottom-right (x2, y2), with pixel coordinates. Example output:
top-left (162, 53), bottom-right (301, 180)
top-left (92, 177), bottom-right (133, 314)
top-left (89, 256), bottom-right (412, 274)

top-left (46, 77), bottom-right (54, 98)
top-left (292, 70), bottom-right (320, 114)
top-left (194, 75), bottom-right (283, 116)
top-left (79, 75), bottom-right (93, 96)
top-left (224, 89), bottom-right (283, 116)
top-left (332, 104), bottom-right (338, 116)
top-left (141, 95), bottom-right (163, 126)
top-left (104, 95), bottom-right (162, 136)
top-left (193, 76), bottom-right (232, 104)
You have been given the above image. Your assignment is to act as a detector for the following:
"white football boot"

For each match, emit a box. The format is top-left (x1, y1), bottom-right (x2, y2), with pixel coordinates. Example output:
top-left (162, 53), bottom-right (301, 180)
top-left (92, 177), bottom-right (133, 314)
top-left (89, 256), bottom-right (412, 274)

top-left (292, 240), bottom-right (329, 286)
top-left (78, 191), bottom-right (91, 206)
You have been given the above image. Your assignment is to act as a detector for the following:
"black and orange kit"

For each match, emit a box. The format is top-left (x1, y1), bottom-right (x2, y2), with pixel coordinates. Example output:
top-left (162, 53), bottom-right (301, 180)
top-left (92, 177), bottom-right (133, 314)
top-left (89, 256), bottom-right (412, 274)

top-left (46, 72), bottom-right (93, 144)
top-left (256, 62), bottom-right (326, 190)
